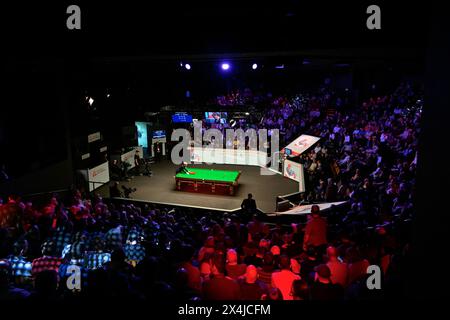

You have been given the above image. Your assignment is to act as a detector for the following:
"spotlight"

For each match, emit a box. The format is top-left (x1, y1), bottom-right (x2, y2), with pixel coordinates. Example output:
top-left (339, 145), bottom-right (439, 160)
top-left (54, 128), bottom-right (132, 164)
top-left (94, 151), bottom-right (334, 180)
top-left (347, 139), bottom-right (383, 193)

top-left (221, 63), bottom-right (230, 71)
top-left (88, 97), bottom-right (94, 106)
top-left (185, 63), bottom-right (191, 70)
top-left (252, 63), bottom-right (258, 70)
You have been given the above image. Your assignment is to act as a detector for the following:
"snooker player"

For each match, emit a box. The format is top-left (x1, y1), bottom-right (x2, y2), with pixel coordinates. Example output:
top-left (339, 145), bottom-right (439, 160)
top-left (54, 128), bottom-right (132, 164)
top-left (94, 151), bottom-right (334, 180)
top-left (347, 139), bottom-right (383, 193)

top-left (176, 162), bottom-right (193, 175)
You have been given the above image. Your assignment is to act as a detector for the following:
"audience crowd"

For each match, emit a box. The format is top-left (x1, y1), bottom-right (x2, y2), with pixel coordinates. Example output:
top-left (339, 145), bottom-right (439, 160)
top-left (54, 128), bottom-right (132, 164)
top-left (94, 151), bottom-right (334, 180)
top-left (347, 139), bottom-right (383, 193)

top-left (0, 81), bottom-right (421, 301)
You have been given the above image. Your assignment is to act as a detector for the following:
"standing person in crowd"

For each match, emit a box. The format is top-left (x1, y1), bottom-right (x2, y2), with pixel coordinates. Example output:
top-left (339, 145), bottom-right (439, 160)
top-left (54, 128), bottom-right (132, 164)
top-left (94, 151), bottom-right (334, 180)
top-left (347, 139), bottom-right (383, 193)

top-left (241, 193), bottom-right (257, 221)
top-left (303, 205), bottom-right (328, 252)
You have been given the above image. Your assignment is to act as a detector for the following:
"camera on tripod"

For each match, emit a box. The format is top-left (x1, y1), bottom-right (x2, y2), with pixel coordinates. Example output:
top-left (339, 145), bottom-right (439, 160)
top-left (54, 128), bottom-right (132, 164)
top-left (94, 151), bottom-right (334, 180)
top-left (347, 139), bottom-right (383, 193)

top-left (122, 185), bottom-right (137, 198)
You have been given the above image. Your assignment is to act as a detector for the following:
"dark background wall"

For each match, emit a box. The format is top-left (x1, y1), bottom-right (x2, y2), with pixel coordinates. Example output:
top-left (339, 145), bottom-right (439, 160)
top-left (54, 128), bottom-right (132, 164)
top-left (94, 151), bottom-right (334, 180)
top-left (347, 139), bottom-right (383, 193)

top-left (409, 2), bottom-right (450, 299)
top-left (0, 59), bottom-right (73, 196)
top-left (0, 160), bottom-right (73, 196)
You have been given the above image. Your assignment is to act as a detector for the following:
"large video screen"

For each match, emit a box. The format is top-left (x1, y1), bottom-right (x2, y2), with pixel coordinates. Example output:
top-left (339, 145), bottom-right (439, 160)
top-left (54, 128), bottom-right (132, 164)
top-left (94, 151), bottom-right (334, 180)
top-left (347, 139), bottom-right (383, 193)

top-left (204, 112), bottom-right (228, 124)
top-left (172, 112), bottom-right (193, 123)
top-left (135, 122), bottom-right (150, 148)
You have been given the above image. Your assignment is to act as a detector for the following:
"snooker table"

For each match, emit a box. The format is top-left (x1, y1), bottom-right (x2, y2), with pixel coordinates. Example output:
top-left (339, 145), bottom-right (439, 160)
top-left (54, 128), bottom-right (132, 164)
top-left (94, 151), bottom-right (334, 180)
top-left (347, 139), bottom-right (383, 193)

top-left (175, 168), bottom-right (241, 196)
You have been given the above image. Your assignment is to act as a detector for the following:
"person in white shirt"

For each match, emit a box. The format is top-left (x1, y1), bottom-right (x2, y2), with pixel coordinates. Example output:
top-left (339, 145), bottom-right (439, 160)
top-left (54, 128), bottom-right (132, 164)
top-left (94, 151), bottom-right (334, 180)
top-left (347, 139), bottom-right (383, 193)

top-left (271, 255), bottom-right (300, 300)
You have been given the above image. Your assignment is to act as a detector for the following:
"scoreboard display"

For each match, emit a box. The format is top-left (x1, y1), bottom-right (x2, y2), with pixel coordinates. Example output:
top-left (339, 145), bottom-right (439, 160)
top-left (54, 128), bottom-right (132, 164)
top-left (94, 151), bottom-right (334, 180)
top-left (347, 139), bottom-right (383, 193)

top-left (172, 113), bottom-right (193, 123)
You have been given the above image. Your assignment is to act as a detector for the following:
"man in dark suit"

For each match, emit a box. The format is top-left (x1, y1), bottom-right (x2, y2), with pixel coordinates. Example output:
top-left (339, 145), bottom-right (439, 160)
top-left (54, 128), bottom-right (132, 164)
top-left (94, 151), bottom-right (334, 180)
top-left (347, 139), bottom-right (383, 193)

top-left (241, 193), bottom-right (257, 220)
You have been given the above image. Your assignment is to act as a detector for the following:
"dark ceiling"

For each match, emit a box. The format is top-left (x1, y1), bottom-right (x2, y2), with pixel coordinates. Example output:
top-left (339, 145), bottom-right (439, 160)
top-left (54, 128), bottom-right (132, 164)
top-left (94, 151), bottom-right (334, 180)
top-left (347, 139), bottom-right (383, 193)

top-left (3, 1), bottom-right (432, 59)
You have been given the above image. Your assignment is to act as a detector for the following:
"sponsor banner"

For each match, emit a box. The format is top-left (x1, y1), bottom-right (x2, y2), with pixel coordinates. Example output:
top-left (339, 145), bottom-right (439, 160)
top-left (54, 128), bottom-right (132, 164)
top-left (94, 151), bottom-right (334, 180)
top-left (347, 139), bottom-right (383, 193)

top-left (189, 147), bottom-right (267, 167)
top-left (87, 161), bottom-right (110, 192)
top-left (152, 137), bottom-right (167, 143)
top-left (283, 159), bottom-right (302, 182)
top-left (282, 134), bottom-right (320, 156)
top-left (283, 159), bottom-right (305, 192)
top-left (88, 132), bottom-right (101, 143)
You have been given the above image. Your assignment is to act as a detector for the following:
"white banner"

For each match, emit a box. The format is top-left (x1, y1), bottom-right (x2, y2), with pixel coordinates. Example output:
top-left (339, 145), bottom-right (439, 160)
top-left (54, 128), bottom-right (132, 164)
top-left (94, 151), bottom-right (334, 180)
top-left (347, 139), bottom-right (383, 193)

top-left (152, 137), bottom-right (167, 143)
top-left (87, 161), bottom-right (110, 192)
top-left (270, 201), bottom-right (347, 215)
top-left (88, 132), bottom-right (101, 143)
top-left (189, 147), bottom-right (267, 167)
top-left (283, 134), bottom-right (320, 156)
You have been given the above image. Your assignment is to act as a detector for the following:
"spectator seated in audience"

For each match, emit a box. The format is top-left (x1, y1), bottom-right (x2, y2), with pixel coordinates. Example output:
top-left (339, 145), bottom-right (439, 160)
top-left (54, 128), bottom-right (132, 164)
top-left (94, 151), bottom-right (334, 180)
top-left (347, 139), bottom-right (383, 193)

top-left (225, 249), bottom-right (247, 280)
top-left (237, 265), bottom-right (269, 300)
top-left (202, 254), bottom-right (241, 300)
top-left (325, 246), bottom-right (348, 287)
top-left (310, 264), bottom-right (344, 300)
top-left (291, 279), bottom-right (310, 300)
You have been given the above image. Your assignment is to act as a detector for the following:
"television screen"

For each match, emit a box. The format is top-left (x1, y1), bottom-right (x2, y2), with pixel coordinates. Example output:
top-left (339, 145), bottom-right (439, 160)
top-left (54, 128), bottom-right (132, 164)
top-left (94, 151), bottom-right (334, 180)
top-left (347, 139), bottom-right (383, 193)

top-left (135, 122), bottom-right (150, 148)
top-left (204, 112), bottom-right (228, 124)
top-left (152, 130), bottom-right (166, 139)
top-left (172, 113), bottom-right (193, 123)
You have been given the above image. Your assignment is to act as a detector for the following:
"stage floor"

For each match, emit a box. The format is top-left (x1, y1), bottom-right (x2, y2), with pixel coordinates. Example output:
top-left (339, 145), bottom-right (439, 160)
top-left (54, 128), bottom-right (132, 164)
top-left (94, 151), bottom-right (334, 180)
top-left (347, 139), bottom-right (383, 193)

top-left (96, 160), bottom-right (299, 212)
